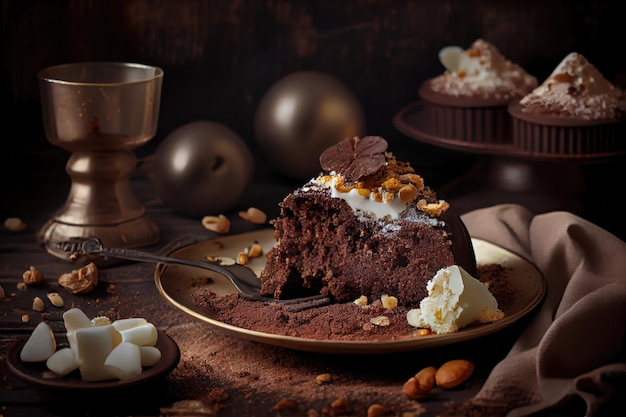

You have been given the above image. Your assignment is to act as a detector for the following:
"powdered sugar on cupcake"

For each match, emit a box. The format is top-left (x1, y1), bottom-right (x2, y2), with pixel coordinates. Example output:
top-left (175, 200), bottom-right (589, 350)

top-left (428, 39), bottom-right (537, 100)
top-left (519, 52), bottom-right (626, 120)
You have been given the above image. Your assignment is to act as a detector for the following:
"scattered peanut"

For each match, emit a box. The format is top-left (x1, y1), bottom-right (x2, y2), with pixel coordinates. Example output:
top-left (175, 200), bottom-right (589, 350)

top-left (32, 296), bottom-right (45, 312)
top-left (416, 328), bottom-right (432, 337)
top-left (272, 399), bottom-right (297, 411)
top-left (21, 314), bottom-right (30, 322)
top-left (380, 294), bottom-right (398, 310)
top-left (245, 242), bottom-right (263, 258)
top-left (23, 266), bottom-right (44, 285)
top-left (4, 217), bottom-right (27, 232)
top-left (206, 255), bottom-right (235, 266)
top-left (435, 359), bottom-right (474, 389)
top-left (367, 404), bottom-right (388, 417)
top-left (417, 199), bottom-right (449, 217)
top-left (353, 295), bottom-right (368, 306)
top-left (237, 251), bottom-right (248, 265)
top-left (330, 398), bottom-right (351, 414)
top-left (238, 207), bottom-right (267, 224)
top-left (370, 316), bottom-right (390, 326)
top-left (47, 292), bottom-right (64, 307)
top-left (202, 214), bottom-right (231, 234)
top-left (402, 366), bottom-right (436, 399)
top-left (315, 373), bottom-right (332, 385)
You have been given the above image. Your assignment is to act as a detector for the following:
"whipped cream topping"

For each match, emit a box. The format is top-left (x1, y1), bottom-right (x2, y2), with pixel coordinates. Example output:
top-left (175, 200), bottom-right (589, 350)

top-left (428, 39), bottom-right (537, 100)
top-left (302, 175), bottom-right (443, 229)
top-left (519, 52), bottom-right (626, 120)
top-left (315, 175), bottom-right (408, 220)
top-left (406, 265), bottom-right (503, 334)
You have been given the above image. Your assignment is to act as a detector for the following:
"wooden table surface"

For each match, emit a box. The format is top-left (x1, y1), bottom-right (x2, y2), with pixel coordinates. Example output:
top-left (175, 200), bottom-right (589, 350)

top-left (1, 158), bottom-right (619, 417)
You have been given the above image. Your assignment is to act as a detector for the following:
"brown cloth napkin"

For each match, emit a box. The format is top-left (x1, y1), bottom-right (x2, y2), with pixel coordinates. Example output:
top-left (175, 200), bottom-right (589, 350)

top-left (460, 204), bottom-right (626, 417)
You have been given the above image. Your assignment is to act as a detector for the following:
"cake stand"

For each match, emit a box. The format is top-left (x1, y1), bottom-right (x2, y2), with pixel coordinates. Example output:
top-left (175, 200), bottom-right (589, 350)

top-left (393, 101), bottom-right (626, 216)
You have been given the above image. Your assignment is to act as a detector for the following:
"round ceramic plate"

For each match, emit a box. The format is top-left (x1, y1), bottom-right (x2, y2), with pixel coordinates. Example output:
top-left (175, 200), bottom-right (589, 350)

top-left (155, 229), bottom-right (545, 354)
top-left (6, 330), bottom-right (180, 392)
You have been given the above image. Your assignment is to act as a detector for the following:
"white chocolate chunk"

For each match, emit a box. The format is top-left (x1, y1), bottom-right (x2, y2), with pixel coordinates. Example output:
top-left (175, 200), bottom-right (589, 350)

top-left (63, 308), bottom-right (92, 350)
top-left (112, 317), bottom-right (148, 331)
top-left (19, 307), bottom-right (164, 382)
top-left (20, 322), bottom-right (56, 362)
top-left (63, 308), bottom-right (92, 332)
top-left (139, 346), bottom-right (162, 367)
top-left (103, 342), bottom-right (142, 380)
top-left (438, 46), bottom-right (465, 72)
top-left (74, 325), bottom-right (122, 382)
top-left (118, 323), bottom-right (158, 346)
top-left (46, 347), bottom-right (79, 376)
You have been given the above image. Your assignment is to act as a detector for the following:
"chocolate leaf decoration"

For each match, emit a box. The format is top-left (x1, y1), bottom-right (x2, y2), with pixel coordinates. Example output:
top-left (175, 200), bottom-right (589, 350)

top-left (319, 136), bottom-right (388, 182)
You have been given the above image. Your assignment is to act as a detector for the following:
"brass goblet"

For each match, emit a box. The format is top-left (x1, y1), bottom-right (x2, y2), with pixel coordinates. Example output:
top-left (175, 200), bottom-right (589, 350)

top-left (37, 62), bottom-right (163, 260)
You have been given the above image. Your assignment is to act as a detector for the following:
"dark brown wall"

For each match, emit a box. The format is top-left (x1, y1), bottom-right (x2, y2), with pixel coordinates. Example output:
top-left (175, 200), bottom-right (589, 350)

top-left (2, 0), bottom-right (623, 229)
top-left (3, 0), bottom-right (622, 148)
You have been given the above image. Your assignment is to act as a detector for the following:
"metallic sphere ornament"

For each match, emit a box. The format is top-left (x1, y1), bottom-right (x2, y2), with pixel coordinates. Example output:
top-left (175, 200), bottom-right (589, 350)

top-left (153, 121), bottom-right (255, 217)
top-left (254, 71), bottom-right (366, 180)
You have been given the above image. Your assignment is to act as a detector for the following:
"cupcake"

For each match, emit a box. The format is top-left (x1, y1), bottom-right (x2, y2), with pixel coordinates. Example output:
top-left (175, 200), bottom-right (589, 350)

top-left (508, 52), bottom-right (626, 157)
top-left (418, 39), bottom-right (537, 145)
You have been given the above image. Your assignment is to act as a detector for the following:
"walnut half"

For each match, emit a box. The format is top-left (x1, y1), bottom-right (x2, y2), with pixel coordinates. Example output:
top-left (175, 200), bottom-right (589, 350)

top-left (58, 262), bottom-right (99, 294)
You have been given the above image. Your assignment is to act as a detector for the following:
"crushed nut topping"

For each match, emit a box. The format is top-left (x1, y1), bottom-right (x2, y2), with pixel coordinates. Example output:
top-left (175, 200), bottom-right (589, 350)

top-left (417, 199), bottom-right (450, 217)
top-left (318, 136), bottom-right (447, 217)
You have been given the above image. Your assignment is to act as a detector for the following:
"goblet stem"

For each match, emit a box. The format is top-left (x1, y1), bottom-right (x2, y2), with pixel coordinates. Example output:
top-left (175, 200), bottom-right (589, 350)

top-left (57, 150), bottom-right (144, 224)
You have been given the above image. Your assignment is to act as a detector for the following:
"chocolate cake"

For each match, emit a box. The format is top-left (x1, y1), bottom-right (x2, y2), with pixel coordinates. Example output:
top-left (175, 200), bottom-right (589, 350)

top-left (259, 136), bottom-right (477, 306)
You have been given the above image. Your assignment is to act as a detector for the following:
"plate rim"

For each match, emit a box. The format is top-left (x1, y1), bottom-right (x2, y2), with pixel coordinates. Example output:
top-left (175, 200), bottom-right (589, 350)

top-left (6, 329), bottom-right (180, 391)
top-left (154, 229), bottom-right (546, 354)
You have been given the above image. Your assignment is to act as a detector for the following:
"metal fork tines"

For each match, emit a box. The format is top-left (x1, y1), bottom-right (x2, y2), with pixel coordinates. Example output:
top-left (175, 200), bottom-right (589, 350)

top-left (57, 237), bottom-right (330, 308)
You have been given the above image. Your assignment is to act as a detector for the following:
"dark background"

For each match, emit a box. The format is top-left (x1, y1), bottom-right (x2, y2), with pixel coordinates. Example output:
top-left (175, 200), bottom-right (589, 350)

top-left (2, 0), bottom-right (625, 239)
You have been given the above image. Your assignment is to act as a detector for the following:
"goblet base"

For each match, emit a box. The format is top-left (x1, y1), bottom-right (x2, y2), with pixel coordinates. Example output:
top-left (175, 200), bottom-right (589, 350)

top-left (39, 215), bottom-right (159, 264)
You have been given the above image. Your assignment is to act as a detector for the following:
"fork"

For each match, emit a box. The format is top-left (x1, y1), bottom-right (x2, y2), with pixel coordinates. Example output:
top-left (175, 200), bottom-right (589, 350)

top-left (56, 236), bottom-right (330, 309)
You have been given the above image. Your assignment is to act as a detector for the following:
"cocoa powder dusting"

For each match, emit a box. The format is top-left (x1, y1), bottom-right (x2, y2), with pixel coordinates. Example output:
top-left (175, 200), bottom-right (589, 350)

top-left (193, 264), bottom-right (514, 341)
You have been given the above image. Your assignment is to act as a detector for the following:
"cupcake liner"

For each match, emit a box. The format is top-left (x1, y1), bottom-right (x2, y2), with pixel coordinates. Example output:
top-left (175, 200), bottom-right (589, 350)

top-left (508, 102), bottom-right (626, 157)
top-left (418, 84), bottom-right (512, 144)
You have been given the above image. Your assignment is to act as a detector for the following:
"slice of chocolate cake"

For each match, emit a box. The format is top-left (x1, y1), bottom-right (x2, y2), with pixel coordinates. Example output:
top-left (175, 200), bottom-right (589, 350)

top-left (260, 136), bottom-right (477, 306)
